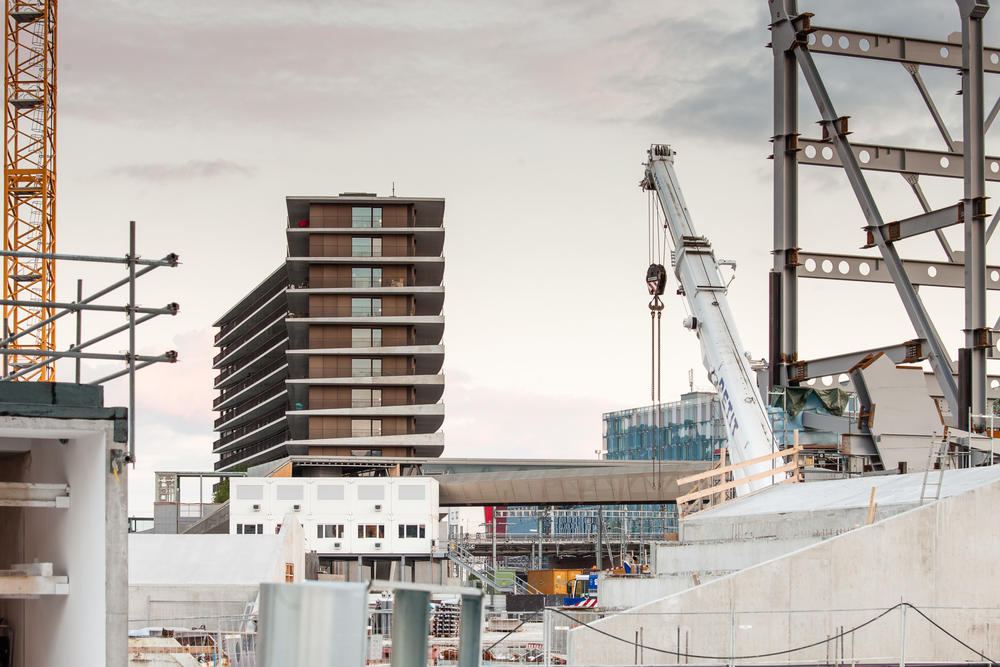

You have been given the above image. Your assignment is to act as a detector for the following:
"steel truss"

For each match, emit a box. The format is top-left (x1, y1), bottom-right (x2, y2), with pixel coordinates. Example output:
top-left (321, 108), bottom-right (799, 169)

top-left (0, 221), bottom-right (180, 463)
top-left (768, 0), bottom-right (995, 431)
top-left (3, 1), bottom-right (55, 381)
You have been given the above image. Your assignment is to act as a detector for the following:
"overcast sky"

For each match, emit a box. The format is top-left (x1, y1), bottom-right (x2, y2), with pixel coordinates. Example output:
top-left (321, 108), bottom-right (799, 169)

top-left (45, 1), bottom-right (1000, 514)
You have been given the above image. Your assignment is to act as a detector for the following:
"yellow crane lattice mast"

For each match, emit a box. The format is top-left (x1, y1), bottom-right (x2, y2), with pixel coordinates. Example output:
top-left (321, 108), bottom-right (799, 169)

top-left (3, 0), bottom-right (55, 381)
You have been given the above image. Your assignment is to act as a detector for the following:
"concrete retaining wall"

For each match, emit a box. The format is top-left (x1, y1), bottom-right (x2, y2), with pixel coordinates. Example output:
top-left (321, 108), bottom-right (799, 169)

top-left (652, 536), bottom-right (818, 573)
top-left (570, 478), bottom-right (1000, 664)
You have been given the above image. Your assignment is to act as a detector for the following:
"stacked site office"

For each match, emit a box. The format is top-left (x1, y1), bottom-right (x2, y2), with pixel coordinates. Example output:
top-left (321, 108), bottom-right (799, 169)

top-left (212, 195), bottom-right (446, 472)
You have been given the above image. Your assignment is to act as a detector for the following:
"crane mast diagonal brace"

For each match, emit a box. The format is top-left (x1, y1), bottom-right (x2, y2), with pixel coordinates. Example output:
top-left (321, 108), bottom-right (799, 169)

top-left (644, 145), bottom-right (778, 495)
top-left (3, 1), bottom-right (56, 382)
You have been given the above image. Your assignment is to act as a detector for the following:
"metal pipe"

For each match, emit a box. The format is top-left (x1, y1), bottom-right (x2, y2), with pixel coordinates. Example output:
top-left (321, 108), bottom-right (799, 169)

top-left (89, 359), bottom-right (162, 386)
top-left (0, 348), bottom-right (172, 362)
top-left (0, 248), bottom-right (177, 267)
top-left (74, 279), bottom-right (82, 383)
top-left (2, 311), bottom-right (166, 381)
top-left (0, 263), bottom-right (159, 347)
top-left (129, 221), bottom-right (137, 461)
top-left (0, 298), bottom-right (175, 316)
top-left (960, 0), bottom-right (989, 431)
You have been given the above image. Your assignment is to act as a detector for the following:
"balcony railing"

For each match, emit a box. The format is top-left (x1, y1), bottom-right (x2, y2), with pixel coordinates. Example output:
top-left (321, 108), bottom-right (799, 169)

top-left (213, 315), bottom-right (286, 365)
top-left (214, 334), bottom-right (288, 385)
top-left (213, 359), bottom-right (287, 408)
top-left (215, 283), bottom-right (286, 343)
top-left (214, 383), bottom-right (288, 429)
top-left (307, 428), bottom-right (414, 439)
top-left (214, 430), bottom-right (290, 470)
top-left (214, 408), bottom-right (287, 449)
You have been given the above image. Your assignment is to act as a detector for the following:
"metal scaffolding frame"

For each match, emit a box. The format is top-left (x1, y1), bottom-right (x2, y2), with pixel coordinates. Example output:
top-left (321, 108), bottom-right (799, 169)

top-left (767, 0), bottom-right (994, 431)
top-left (0, 221), bottom-right (179, 463)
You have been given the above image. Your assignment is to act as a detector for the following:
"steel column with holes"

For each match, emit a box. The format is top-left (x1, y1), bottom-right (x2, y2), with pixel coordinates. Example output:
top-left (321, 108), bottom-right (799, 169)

top-left (770, 0), bottom-right (799, 388)
top-left (770, 9), bottom-right (962, 417)
top-left (4, 1), bottom-right (56, 381)
top-left (960, 0), bottom-right (990, 430)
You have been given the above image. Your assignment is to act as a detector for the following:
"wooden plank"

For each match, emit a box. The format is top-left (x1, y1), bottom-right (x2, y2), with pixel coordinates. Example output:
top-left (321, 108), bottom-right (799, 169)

top-left (676, 446), bottom-right (802, 486)
top-left (676, 461), bottom-right (799, 504)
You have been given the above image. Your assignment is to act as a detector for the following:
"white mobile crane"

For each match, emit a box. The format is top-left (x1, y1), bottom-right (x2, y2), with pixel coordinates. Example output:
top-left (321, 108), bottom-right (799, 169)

top-left (642, 144), bottom-right (778, 495)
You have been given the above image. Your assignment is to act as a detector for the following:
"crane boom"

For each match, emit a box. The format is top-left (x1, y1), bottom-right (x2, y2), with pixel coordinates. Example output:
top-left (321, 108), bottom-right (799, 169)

top-left (643, 144), bottom-right (777, 494)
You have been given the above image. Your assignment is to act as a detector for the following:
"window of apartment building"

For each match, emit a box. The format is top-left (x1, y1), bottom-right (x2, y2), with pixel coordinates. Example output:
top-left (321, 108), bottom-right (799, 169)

top-left (236, 523), bottom-right (264, 535)
top-left (351, 237), bottom-right (382, 257)
top-left (358, 524), bottom-right (386, 539)
top-left (351, 298), bottom-right (382, 317)
top-left (316, 524), bottom-right (345, 539)
top-left (398, 524), bottom-right (427, 539)
top-left (351, 328), bottom-right (383, 348)
top-left (351, 358), bottom-right (382, 377)
top-left (351, 267), bottom-right (382, 288)
top-left (351, 419), bottom-right (383, 437)
top-left (352, 207), bottom-right (383, 228)
top-left (352, 388), bottom-right (382, 407)
top-left (350, 449), bottom-right (383, 456)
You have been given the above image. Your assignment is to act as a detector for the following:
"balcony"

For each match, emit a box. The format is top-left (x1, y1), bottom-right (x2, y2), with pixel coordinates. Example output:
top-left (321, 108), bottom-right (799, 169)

top-left (215, 286), bottom-right (287, 345)
top-left (214, 337), bottom-right (287, 389)
top-left (214, 384), bottom-right (288, 431)
top-left (213, 408), bottom-right (287, 453)
top-left (213, 314), bottom-right (287, 368)
top-left (213, 360), bottom-right (287, 409)
top-left (214, 430), bottom-right (290, 471)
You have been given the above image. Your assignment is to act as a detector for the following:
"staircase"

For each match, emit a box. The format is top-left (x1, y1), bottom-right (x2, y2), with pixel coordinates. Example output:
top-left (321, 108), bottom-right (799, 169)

top-left (446, 542), bottom-right (542, 595)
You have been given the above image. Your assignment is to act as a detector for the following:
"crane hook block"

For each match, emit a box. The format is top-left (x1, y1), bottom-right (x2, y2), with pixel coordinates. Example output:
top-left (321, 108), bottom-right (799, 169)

top-left (646, 263), bottom-right (667, 296)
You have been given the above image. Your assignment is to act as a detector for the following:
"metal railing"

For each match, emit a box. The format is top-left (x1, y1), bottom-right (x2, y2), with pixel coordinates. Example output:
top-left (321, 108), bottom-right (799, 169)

top-left (213, 314), bottom-right (286, 365)
top-left (215, 384), bottom-right (287, 429)
top-left (214, 337), bottom-right (288, 385)
top-left (448, 543), bottom-right (543, 595)
top-left (215, 281), bottom-right (286, 343)
top-left (213, 359), bottom-right (287, 408)
top-left (214, 430), bottom-right (289, 470)
top-left (214, 409), bottom-right (286, 448)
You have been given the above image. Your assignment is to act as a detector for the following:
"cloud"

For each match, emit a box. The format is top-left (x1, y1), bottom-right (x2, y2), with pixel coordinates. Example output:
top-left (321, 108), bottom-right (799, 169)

top-left (109, 159), bottom-right (253, 182)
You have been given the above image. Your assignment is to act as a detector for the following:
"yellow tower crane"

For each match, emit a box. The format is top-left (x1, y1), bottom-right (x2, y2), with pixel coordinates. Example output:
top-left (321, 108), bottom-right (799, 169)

top-left (3, 1), bottom-right (56, 381)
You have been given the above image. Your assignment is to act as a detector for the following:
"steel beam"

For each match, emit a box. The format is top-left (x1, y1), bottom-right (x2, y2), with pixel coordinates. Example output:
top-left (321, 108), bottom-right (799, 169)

top-left (904, 64), bottom-right (958, 151)
top-left (797, 251), bottom-right (1000, 290)
top-left (788, 340), bottom-right (926, 381)
top-left (783, 23), bottom-right (961, 416)
top-left (770, 0), bottom-right (800, 387)
top-left (863, 203), bottom-right (962, 247)
top-left (902, 174), bottom-right (958, 261)
top-left (960, 0), bottom-right (990, 431)
top-left (798, 138), bottom-right (1000, 181)
top-left (806, 24), bottom-right (1000, 72)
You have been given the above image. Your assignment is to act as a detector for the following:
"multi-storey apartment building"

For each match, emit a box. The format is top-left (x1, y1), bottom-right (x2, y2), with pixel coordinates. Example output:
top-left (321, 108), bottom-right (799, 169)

top-left (212, 194), bottom-right (445, 472)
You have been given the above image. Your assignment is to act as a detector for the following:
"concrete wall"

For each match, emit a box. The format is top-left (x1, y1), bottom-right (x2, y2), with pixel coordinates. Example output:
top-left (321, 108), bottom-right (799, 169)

top-left (128, 584), bottom-right (259, 631)
top-left (679, 505), bottom-right (909, 542)
top-left (0, 417), bottom-right (126, 667)
top-left (570, 478), bottom-right (1000, 664)
top-left (652, 536), bottom-right (819, 573)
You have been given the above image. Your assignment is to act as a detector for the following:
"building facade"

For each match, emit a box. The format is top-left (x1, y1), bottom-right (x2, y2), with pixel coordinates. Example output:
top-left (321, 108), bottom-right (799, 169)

top-left (228, 477), bottom-right (440, 556)
top-left (212, 194), bottom-right (445, 472)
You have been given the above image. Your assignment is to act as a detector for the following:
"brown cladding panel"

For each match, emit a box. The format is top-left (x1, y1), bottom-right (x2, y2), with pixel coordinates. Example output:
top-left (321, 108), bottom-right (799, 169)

top-left (308, 203), bottom-right (410, 229)
top-left (309, 204), bottom-right (352, 228)
top-left (307, 295), bottom-right (411, 318)
top-left (307, 325), bottom-right (412, 348)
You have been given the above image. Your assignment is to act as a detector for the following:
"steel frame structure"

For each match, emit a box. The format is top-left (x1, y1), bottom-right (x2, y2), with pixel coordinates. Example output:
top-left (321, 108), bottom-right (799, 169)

top-left (0, 221), bottom-right (180, 463)
top-left (768, 0), bottom-right (994, 431)
top-left (3, 0), bottom-right (55, 381)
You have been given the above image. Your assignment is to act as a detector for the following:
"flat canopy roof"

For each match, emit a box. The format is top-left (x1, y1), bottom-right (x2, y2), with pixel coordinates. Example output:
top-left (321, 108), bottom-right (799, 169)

top-left (244, 455), bottom-right (711, 506)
